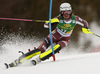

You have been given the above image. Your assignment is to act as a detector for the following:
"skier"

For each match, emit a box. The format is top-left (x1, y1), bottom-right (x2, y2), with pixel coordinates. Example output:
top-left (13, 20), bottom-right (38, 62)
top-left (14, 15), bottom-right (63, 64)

top-left (5, 2), bottom-right (89, 68)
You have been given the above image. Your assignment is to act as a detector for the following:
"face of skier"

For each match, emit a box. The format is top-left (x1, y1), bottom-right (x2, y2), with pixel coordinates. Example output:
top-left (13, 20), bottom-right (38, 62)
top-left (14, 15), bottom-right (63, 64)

top-left (62, 10), bottom-right (72, 20)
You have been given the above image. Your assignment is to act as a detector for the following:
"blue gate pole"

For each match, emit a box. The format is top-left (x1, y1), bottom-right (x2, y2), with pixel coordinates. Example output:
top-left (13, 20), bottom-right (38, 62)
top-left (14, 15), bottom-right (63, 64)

top-left (49, 0), bottom-right (55, 61)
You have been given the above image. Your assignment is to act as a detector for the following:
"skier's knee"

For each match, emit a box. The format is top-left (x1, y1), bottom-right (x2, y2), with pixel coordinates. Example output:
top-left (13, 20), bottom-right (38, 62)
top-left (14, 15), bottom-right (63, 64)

top-left (57, 40), bottom-right (69, 48)
top-left (38, 37), bottom-right (50, 53)
top-left (44, 37), bottom-right (50, 48)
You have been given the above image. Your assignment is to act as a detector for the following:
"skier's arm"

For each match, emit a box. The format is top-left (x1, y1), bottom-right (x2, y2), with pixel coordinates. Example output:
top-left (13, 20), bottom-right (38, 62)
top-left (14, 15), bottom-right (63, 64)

top-left (44, 16), bottom-right (60, 28)
top-left (76, 16), bottom-right (89, 28)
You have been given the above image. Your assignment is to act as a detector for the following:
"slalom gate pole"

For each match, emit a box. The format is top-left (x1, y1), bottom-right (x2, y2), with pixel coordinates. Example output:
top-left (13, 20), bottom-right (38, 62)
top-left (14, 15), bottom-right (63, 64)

top-left (0, 17), bottom-right (46, 22)
top-left (49, 0), bottom-right (55, 61)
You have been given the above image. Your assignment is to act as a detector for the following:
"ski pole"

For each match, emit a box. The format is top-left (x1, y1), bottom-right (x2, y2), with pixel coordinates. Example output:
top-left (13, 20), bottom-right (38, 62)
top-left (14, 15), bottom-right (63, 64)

top-left (82, 27), bottom-right (100, 38)
top-left (92, 33), bottom-right (100, 38)
top-left (0, 17), bottom-right (46, 22)
top-left (49, 0), bottom-right (55, 61)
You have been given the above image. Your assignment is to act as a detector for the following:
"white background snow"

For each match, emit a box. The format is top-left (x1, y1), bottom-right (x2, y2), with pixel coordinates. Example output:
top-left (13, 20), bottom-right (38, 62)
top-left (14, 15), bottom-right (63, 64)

top-left (0, 21), bottom-right (100, 74)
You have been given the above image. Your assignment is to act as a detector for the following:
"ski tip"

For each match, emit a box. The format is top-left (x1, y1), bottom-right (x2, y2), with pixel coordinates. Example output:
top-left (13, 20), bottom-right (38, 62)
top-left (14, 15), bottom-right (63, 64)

top-left (4, 63), bottom-right (9, 69)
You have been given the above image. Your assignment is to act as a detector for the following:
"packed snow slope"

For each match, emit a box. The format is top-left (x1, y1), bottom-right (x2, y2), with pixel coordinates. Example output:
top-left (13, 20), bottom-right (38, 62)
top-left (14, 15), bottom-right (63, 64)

top-left (0, 52), bottom-right (100, 74)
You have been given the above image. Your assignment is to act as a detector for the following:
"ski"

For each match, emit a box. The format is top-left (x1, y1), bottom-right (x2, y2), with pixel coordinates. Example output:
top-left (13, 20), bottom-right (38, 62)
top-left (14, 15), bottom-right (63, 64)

top-left (4, 61), bottom-right (36, 69)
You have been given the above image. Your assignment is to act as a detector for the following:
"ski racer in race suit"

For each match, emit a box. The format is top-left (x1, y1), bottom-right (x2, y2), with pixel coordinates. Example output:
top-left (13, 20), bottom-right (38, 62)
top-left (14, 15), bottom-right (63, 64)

top-left (6, 3), bottom-right (89, 68)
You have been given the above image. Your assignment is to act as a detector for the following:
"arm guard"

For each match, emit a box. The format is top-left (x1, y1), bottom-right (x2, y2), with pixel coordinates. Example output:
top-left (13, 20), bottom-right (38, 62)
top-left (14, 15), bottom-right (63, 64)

top-left (44, 18), bottom-right (59, 28)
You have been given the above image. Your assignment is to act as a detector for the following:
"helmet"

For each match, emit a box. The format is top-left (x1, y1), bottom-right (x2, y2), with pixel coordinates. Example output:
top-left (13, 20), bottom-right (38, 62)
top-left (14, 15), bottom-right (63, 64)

top-left (60, 3), bottom-right (72, 12)
top-left (60, 3), bottom-right (72, 20)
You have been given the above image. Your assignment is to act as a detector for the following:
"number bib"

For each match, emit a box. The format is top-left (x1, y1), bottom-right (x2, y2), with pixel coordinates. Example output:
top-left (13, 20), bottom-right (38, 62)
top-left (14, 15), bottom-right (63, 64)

top-left (57, 15), bottom-right (76, 35)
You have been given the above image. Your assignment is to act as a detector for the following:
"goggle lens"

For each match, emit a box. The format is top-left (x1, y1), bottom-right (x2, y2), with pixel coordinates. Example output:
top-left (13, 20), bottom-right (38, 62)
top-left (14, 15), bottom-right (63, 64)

top-left (62, 11), bottom-right (71, 15)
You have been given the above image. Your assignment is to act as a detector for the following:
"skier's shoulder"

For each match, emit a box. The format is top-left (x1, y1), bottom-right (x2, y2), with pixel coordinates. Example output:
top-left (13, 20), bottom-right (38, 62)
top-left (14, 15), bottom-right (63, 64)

top-left (73, 15), bottom-right (85, 22)
top-left (73, 15), bottom-right (82, 21)
top-left (73, 15), bottom-right (88, 26)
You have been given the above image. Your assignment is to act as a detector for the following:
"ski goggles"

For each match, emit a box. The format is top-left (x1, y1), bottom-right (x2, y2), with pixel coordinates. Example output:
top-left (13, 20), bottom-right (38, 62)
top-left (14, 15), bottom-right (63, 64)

top-left (61, 11), bottom-right (72, 15)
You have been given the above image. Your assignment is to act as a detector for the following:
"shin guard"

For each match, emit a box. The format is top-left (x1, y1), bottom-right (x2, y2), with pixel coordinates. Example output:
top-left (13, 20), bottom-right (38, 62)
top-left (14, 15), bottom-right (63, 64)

top-left (19, 49), bottom-right (41, 63)
top-left (39, 44), bottom-right (61, 61)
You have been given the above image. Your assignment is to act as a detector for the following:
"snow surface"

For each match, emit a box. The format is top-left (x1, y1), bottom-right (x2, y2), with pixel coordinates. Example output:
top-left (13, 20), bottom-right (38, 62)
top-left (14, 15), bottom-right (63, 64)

top-left (1, 52), bottom-right (100, 74)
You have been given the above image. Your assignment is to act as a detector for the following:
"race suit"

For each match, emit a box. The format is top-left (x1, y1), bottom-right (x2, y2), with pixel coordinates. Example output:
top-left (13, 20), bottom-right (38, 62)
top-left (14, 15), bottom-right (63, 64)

top-left (38, 14), bottom-right (88, 53)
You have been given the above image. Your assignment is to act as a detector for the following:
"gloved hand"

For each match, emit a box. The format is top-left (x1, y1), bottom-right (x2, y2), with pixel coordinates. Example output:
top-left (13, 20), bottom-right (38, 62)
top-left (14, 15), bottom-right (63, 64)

top-left (82, 26), bottom-right (93, 34)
